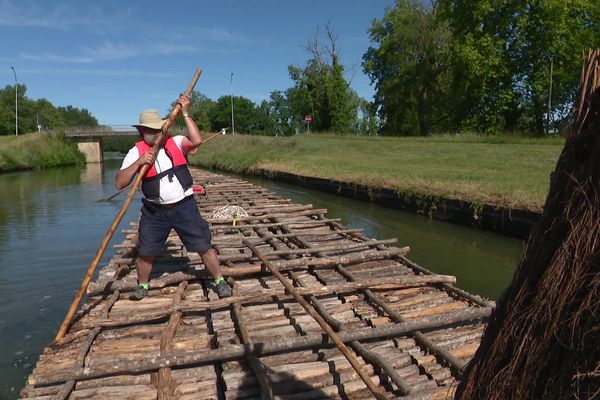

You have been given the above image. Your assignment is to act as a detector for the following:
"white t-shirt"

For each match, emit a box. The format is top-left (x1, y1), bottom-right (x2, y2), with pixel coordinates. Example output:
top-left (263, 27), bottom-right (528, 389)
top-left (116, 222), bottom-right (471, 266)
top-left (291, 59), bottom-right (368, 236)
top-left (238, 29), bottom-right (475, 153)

top-left (120, 135), bottom-right (193, 204)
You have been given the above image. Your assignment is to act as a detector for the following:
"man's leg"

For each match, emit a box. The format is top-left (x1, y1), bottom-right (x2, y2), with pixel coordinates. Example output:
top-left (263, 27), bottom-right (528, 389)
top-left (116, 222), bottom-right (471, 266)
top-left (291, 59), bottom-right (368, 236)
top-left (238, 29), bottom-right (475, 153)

top-left (200, 248), bottom-right (232, 298)
top-left (199, 248), bottom-right (223, 279)
top-left (136, 255), bottom-right (155, 284)
top-left (135, 204), bottom-right (171, 299)
top-left (129, 254), bottom-right (154, 301)
top-left (172, 198), bottom-right (231, 297)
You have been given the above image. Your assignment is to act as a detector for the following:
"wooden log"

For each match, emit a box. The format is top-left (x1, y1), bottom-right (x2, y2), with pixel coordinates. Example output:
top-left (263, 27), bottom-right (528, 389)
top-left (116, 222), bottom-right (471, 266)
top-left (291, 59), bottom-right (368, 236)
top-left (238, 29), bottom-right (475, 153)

top-left (69, 384), bottom-right (157, 399)
top-left (242, 238), bottom-right (398, 258)
top-left (243, 228), bottom-right (365, 243)
top-left (207, 203), bottom-right (314, 215)
top-left (272, 374), bottom-right (382, 400)
top-left (86, 247), bottom-right (411, 296)
top-left (231, 302), bottom-right (274, 400)
top-left (74, 374), bottom-right (152, 390)
top-left (337, 262), bottom-right (471, 377)
top-left (53, 326), bottom-right (102, 399)
top-left (30, 307), bottom-right (491, 387)
top-left (295, 270), bottom-right (412, 397)
top-left (109, 239), bottom-right (401, 265)
top-left (157, 282), bottom-right (187, 400)
top-left (79, 271), bottom-right (446, 330)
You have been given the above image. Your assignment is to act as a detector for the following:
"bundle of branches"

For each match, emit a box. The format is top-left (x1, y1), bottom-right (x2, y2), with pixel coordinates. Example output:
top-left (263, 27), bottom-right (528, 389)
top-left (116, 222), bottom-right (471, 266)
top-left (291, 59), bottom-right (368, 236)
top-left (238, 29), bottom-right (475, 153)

top-left (455, 50), bottom-right (600, 399)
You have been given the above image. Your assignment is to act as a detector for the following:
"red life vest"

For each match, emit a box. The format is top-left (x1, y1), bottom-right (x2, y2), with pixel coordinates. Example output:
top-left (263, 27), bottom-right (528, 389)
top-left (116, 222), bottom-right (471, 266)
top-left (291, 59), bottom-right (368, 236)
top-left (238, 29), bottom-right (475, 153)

top-left (135, 137), bottom-right (193, 201)
top-left (135, 136), bottom-right (188, 177)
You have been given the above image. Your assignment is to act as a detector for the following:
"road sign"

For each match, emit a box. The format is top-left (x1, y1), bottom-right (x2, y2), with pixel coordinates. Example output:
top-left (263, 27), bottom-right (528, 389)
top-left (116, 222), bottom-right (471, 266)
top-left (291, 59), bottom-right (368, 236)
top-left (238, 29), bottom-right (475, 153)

top-left (304, 115), bottom-right (312, 123)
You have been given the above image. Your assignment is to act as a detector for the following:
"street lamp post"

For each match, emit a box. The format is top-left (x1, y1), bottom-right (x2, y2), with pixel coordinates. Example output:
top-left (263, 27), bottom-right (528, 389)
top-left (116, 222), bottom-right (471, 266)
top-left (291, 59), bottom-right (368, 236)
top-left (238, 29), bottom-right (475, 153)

top-left (10, 67), bottom-right (18, 136)
top-left (230, 73), bottom-right (235, 135)
top-left (547, 57), bottom-right (553, 134)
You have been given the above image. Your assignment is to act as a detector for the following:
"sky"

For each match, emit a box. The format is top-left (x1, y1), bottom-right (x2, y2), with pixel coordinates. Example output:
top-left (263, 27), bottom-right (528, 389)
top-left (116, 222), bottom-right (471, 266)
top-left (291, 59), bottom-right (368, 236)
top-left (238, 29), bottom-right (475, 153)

top-left (0, 0), bottom-right (395, 126)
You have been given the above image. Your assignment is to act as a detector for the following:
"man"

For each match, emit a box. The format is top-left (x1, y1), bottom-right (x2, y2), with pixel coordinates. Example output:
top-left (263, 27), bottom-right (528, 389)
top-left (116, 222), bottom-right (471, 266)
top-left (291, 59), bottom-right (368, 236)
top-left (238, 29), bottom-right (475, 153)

top-left (116, 94), bottom-right (232, 300)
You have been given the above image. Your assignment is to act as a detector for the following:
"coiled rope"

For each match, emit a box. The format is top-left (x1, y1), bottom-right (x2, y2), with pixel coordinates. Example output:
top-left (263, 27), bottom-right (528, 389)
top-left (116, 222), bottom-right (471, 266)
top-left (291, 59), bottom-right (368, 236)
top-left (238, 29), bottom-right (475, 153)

top-left (209, 205), bottom-right (249, 226)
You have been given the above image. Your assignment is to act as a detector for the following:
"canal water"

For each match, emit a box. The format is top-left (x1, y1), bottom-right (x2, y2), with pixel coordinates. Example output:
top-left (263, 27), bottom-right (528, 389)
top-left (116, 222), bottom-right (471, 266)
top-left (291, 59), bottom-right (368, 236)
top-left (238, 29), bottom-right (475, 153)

top-left (0, 160), bottom-right (524, 399)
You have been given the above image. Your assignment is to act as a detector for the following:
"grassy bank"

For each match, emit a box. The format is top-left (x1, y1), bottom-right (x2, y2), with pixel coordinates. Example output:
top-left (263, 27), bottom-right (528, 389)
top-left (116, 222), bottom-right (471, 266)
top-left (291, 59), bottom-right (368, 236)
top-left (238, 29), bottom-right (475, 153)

top-left (189, 134), bottom-right (563, 213)
top-left (0, 133), bottom-right (85, 172)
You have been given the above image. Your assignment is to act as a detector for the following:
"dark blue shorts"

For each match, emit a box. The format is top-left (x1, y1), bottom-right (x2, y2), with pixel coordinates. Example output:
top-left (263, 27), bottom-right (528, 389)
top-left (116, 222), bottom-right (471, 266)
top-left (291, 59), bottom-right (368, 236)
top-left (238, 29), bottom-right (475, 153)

top-left (137, 196), bottom-right (212, 257)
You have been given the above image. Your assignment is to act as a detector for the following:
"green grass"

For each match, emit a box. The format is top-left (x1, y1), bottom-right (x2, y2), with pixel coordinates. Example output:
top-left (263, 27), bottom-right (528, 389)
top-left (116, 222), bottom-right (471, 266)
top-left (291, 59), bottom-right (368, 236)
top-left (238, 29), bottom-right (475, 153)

top-left (189, 134), bottom-right (564, 212)
top-left (0, 133), bottom-right (85, 172)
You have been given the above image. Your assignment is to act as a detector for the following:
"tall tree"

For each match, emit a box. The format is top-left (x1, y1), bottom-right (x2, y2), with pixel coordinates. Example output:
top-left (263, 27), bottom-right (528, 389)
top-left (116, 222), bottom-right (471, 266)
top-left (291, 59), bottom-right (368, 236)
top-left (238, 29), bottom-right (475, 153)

top-left (169, 91), bottom-right (215, 131)
top-left (0, 84), bottom-right (27, 135)
top-left (354, 97), bottom-right (378, 136)
top-left (267, 90), bottom-right (299, 136)
top-left (456, 48), bottom-right (600, 400)
top-left (285, 65), bottom-right (318, 130)
top-left (0, 84), bottom-right (100, 134)
top-left (363, 0), bottom-right (452, 136)
top-left (57, 105), bottom-right (97, 127)
top-left (0, 101), bottom-right (13, 135)
top-left (285, 23), bottom-right (358, 133)
top-left (255, 100), bottom-right (276, 135)
top-left (208, 95), bottom-right (261, 134)
top-left (39, 100), bottom-right (66, 130)
top-left (328, 54), bottom-right (355, 133)
top-left (440, 0), bottom-right (600, 134)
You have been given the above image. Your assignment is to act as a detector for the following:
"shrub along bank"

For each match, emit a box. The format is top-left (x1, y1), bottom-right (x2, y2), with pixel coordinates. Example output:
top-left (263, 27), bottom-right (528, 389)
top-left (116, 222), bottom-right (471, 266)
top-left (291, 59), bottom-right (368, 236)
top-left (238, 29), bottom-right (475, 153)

top-left (189, 134), bottom-right (563, 237)
top-left (0, 133), bottom-right (85, 172)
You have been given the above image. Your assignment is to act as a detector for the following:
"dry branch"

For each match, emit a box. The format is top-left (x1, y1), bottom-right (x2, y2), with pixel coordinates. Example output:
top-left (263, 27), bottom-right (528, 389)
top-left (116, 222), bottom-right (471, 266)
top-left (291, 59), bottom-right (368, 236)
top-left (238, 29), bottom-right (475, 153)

top-left (456, 48), bottom-right (600, 400)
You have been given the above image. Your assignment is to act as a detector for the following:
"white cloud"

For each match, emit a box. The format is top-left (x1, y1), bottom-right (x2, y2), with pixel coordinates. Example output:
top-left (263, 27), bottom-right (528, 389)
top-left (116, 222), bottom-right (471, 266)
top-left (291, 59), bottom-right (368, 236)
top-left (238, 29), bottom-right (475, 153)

top-left (0, 0), bottom-right (119, 32)
top-left (206, 28), bottom-right (252, 43)
top-left (2, 2), bottom-right (256, 66)
top-left (20, 68), bottom-right (175, 78)
top-left (20, 41), bottom-right (197, 64)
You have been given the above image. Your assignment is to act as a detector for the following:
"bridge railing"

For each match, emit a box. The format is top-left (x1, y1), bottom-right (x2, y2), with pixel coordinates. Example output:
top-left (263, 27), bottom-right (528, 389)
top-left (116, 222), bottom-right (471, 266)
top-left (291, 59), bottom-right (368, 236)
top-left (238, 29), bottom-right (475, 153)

top-left (62, 125), bottom-right (187, 137)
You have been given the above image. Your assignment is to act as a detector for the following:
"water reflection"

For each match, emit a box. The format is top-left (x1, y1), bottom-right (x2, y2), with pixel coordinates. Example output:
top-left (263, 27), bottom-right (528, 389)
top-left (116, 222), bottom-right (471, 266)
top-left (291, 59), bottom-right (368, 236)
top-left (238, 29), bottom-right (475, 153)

top-left (0, 161), bottom-right (141, 399)
top-left (79, 162), bottom-right (104, 186)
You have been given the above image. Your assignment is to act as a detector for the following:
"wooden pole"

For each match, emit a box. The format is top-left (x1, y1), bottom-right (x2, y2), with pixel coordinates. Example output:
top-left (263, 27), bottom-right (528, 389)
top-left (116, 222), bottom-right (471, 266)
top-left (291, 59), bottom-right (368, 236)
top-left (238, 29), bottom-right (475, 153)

top-left (97, 184), bottom-right (136, 202)
top-left (54, 68), bottom-right (202, 341)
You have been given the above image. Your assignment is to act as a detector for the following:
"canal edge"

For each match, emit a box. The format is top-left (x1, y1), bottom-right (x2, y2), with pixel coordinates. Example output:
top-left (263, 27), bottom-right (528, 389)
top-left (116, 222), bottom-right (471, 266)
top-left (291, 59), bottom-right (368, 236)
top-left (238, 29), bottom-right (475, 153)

top-left (252, 169), bottom-right (539, 240)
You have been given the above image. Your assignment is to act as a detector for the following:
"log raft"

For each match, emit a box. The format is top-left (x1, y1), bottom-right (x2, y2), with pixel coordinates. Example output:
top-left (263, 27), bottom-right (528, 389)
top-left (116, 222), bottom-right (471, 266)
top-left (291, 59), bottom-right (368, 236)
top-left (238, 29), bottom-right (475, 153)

top-left (20, 169), bottom-right (494, 400)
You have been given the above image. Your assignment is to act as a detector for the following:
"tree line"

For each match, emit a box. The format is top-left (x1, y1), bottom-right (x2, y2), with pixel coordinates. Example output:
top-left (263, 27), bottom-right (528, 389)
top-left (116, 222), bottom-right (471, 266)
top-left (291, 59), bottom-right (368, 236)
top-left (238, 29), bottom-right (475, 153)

top-left (364, 0), bottom-right (600, 136)
top-left (2, 0), bottom-right (598, 137)
top-left (0, 84), bottom-right (98, 135)
top-left (188, 0), bottom-right (599, 137)
top-left (173, 24), bottom-right (376, 137)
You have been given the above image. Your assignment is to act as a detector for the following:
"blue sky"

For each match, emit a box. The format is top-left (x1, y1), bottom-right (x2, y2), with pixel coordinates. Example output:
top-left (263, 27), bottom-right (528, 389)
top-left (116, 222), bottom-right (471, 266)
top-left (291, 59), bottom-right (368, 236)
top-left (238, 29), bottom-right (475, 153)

top-left (0, 0), bottom-right (395, 126)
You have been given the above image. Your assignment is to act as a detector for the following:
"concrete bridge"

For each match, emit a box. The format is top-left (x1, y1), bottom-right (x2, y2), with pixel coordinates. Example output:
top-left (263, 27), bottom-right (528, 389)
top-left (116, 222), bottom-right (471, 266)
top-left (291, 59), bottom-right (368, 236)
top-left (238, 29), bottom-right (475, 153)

top-left (64, 126), bottom-right (138, 163)
top-left (64, 126), bottom-right (186, 163)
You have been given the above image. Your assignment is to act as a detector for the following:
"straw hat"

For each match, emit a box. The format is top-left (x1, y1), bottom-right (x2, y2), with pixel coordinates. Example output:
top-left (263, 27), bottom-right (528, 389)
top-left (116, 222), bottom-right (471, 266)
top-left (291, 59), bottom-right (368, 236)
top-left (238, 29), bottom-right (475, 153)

top-left (133, 109), bottom-right (166, 130)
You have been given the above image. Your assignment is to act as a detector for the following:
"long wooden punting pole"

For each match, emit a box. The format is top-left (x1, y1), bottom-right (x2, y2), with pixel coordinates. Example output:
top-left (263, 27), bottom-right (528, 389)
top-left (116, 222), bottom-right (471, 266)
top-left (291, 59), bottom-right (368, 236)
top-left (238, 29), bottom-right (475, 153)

top-left (54, 68), bottom-right (203, 341)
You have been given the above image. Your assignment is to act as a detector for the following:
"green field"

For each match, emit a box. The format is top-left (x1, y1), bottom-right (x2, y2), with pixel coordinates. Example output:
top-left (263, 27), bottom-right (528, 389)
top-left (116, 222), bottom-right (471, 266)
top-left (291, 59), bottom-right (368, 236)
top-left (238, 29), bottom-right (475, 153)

top-left (190, 134), bottom-right (564, 212)
top-left (0, 133), bottom-right (84, 172)
top-left (0, 132), bottom-right (563, 213)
